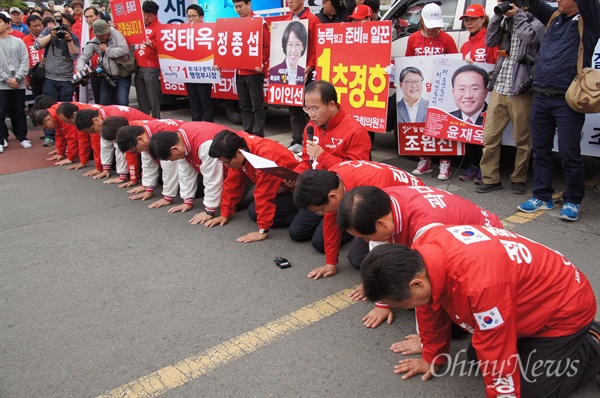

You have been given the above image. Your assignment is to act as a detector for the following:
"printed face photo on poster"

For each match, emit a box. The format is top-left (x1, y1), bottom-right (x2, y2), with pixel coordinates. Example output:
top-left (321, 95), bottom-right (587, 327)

top-left (268, 20), bottom-right (308, 85)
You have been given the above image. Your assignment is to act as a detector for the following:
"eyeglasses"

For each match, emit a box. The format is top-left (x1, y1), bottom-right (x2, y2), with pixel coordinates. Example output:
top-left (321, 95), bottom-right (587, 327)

top-left (402, 79), bottom-right (423, 86)
top-left (219, 158), bottom-right (232, 166)
top-left (187, 14), bottom-right (200, 19)
top-left (302, 103), bottom-right (328, 115)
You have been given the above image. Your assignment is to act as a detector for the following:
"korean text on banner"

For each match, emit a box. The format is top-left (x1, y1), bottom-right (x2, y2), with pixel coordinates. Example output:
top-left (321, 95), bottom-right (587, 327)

top-left (215, 17), bottom-right (263, 71)
top-left (109, 0), bottom-right (147, 45)
top-left (398, 123), bottom-right (465, 156)
top-left (316, 21), bottom-right (392, 133)
top-left (157, 23), bottom-right (221, 84)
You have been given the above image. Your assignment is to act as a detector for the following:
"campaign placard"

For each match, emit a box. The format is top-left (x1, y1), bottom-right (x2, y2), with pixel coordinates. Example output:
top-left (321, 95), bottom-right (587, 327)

top-left (316, 21), bottom-right (392, 132)
top-left (424, 58), bottom-right (495, 145)
top-left (398, 123), bottom-right (464, 156)
top-left (109, 0), bottom-right (147, 45)
top-left (157, 23), bottom-right (220, 84)
top-left (215, 17), bottom-right (263, 71)
top-left (267, 20), bottom-right (309, 106)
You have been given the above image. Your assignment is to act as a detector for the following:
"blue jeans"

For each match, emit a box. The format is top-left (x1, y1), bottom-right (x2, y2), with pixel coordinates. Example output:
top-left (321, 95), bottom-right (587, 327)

top-left (42, 79), bottom-right (74, 101)
top-left (530, 93), bottom-right (586, 204)
top-left (236, 73), bottom-right (265, 137)
top-left (99, 75), bottom-right (131, 106)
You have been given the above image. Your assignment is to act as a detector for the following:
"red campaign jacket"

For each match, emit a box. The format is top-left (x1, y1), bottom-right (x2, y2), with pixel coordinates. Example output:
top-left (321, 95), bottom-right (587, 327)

top-left (323, 160), bottom-right (425, 265)
top-left (99, 105), bottom-right (154, 122)
top-left (405, 30), bottom-right (458, 56)
top-left (73, 102), bottom-right (103, 169)
top-left (220, 133), bottom-right (300, 229)
top-left (384, 185), bottom-right (503, 245)
top-left (124, 151), bottom-right (141, 183)
top-left (237, 12), bottom-right (270, 75)
top-left (294, 105), bottom-right (372, 174)
top-left (287, 7), bottom-right (320, 70)
top-left (460, 28), bottom-right (499, 64)
top-left (134, 18), bottom-right (161, 69)
top-left (48, 104), bottom-right (79, 161)
top-left (412, 225), bottom-right (597, 398)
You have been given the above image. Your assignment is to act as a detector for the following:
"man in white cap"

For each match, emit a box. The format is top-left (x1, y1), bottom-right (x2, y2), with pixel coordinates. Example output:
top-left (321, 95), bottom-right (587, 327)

top-left (9, 7), bottom-right (29, 35)
top-left (76, 19), bottom-right (132, 106)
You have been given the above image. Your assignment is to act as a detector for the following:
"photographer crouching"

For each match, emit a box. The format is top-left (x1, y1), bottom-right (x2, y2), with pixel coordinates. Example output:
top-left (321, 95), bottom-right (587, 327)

top-left (34, 12), bottom-right (80, 102)
top-left (75, 20), bottom-right (134, 106)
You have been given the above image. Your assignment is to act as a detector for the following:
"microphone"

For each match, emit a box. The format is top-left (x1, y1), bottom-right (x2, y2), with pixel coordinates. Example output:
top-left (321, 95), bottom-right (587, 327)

top-left (306, 126), bottom-right (315, 168)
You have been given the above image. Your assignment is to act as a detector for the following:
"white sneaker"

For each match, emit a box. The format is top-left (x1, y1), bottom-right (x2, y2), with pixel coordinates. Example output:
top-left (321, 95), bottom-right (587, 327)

top-left (3, 139), bottom-right (7, 147)
top-left (0, 145), bottom-right (4, 154)
top-left (438, 160), bottom-right (451, 180)
top-left (287, 142), bottom-right (303, 154)
top-left (412, 157), bottom-right (433, 175)
top-left (20, 140), bottom-right (32, 149)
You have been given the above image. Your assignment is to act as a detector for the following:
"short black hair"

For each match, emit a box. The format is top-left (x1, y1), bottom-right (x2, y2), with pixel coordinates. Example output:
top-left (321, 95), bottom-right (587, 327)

top-left (304, 80), bottom-right (338, 104)
top-left (83, 6), bottom-right (100, 16)
top-left (233, 0), bottom-right (251, 4)
top-left (42, 16), bottom-right (55, 27)
top-left (32, 95), bottom-right (57, 112)
top-left (31, 109), bottom-right (51, 127)
top-left (60, 12), bottom-right (76, 26)
top-left (294, 170), bottom-right (340, 208)
top-left (186, 4), bottom-right (204, 17)
top-left (101, 116), bottom-right (130, 141)
top-left (208, 130), bottom-right (248, 159)
top-left (361, 244), bottom-right (425, 303)
top-left (56, 102), bottom-right (78, 120)
top-left (148, 131), bottom-right (180, 160)
top-left (142, 1), bottom-right (159, 15)
top-left (282, 20), bottom-right (307, 56)
top-left (451, 64), bottom-right (490, 88)
top-left (117, 125), bottom-right (147, 153)
top-left (26, 15), bottom-right (42, 26)
top-left (74, 109), bottom-right (100, 131)
top-left (337, 186), bottom-right (391, 234)
top-left (399, 66), bottom-right (423, 83)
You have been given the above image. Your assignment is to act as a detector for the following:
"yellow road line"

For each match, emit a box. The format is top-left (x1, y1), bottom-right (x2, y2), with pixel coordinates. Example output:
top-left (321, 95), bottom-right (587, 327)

top-left (97, 288), bottom-right (357, 398)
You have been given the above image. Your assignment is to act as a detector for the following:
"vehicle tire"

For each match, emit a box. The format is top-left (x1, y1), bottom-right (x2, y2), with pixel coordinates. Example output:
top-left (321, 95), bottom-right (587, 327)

top-left (224, 100), bottom-right (243, 125)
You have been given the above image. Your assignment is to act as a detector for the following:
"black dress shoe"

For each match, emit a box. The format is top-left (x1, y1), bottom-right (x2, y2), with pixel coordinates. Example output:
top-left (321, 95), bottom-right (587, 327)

top-left (511, 182), bottom-right (526, 195)
top-left (475, 182), bottom-right (502, 193)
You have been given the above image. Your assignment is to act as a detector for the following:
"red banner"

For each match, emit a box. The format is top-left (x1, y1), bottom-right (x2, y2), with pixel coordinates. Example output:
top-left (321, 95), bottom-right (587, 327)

top-left (316, 21), bottom-right (392, 132)
top-left (215, 17), bottom-right (263, 71)
top-left (109, 0), bottom-right (147, 45)
top-left (424, 108), bottom-right (485, 145)
top-left (398, 123), bottom-right (465, 156)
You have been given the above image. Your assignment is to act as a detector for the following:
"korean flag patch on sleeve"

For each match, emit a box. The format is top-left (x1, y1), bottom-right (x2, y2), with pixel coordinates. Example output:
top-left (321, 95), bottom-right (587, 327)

top-left (474, 307), bottom-right (505, 330)
top-left (446, 225), bottom-right (491, 245)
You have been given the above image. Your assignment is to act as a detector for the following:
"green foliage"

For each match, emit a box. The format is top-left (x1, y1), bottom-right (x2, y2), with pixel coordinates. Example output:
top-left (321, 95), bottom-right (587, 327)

top-left (0, 1), bottom-right (28, 13)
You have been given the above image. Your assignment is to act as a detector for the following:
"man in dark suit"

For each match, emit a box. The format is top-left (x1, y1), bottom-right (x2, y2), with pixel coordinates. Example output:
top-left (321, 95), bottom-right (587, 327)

top-left (450, 64), bottom-right (489, 125)
top-left (396, 66), bottom-right (429, 123)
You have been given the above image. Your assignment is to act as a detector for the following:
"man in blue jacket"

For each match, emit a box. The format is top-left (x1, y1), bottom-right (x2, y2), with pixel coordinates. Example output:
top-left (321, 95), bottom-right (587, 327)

top-left (517, 0), bottom-right (600, 221)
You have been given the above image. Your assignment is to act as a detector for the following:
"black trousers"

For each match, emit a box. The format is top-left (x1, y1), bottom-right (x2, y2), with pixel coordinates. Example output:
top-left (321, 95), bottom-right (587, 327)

top-left (248, 192), bottom-right (298, 229)
top-left (289, 209), bottom-right (353, 254)
top-left (0, 89), bottom-right (28, 143)
top-left (186, 83), bottom-right (214, 122)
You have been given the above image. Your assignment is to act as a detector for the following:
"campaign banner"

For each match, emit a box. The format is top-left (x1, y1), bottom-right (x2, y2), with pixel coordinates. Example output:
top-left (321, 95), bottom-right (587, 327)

top-left (398, 123), bottom-right (464, 156)
top-left (109, 0), bottom-right (147, 45)
top-left (157, 23), bottom-right (221, 84)
top-left (267, 20), bottom-right (309, 106)
top-left (423, 59), bottom-right (495, 145)
top-left (215, 17), bottom-right (264, 71)
top-left (317, 21), bottom-right (392, 133)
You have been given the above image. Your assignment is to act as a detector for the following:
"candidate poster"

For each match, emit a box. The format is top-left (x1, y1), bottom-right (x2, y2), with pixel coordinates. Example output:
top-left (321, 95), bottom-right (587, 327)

top-left (215, 17), bottom-right (264, 71)
top-left (109, 0), bottom-right (147, 45)
top-left (267, 19), bottom-right (309, 106)
top-left (316, 21), bottom-right (392, 133)
top-left (424, 58), bottom-right (495, 146)
top-left (157, 23), bottom-right (221, 84)
top-left (394, 55), bottom-right (464, 155)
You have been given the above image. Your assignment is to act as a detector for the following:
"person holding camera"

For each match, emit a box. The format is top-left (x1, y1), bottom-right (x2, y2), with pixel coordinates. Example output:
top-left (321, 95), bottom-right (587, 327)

top-left (76, 20), bottom-right (132, 106)
top-left (34, 12), bottom-right (80, 103)
top-left (476, 1), bottom-right (544, 195)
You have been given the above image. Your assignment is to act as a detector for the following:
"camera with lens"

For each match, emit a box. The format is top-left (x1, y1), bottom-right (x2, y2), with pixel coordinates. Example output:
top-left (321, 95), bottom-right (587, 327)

top-left (70, 66), bottom-right (116, 88)
top-left (515, 53), bottom-right (535, 94)
top-left (52, 24), bottom-right (67, 40)
top-left (494, 0), bottom-right (523, 16)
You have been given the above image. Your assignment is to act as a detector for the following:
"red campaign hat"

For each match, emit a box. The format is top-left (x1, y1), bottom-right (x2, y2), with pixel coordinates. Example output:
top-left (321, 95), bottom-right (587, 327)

top-left (347, 4), bottom-right (373, 21)
top-left (459, 4), bottom-right (487, 20)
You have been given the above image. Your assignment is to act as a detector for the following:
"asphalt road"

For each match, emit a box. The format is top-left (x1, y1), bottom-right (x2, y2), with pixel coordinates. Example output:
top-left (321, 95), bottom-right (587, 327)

top-left (1, 99), bottom-right (599, 398)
